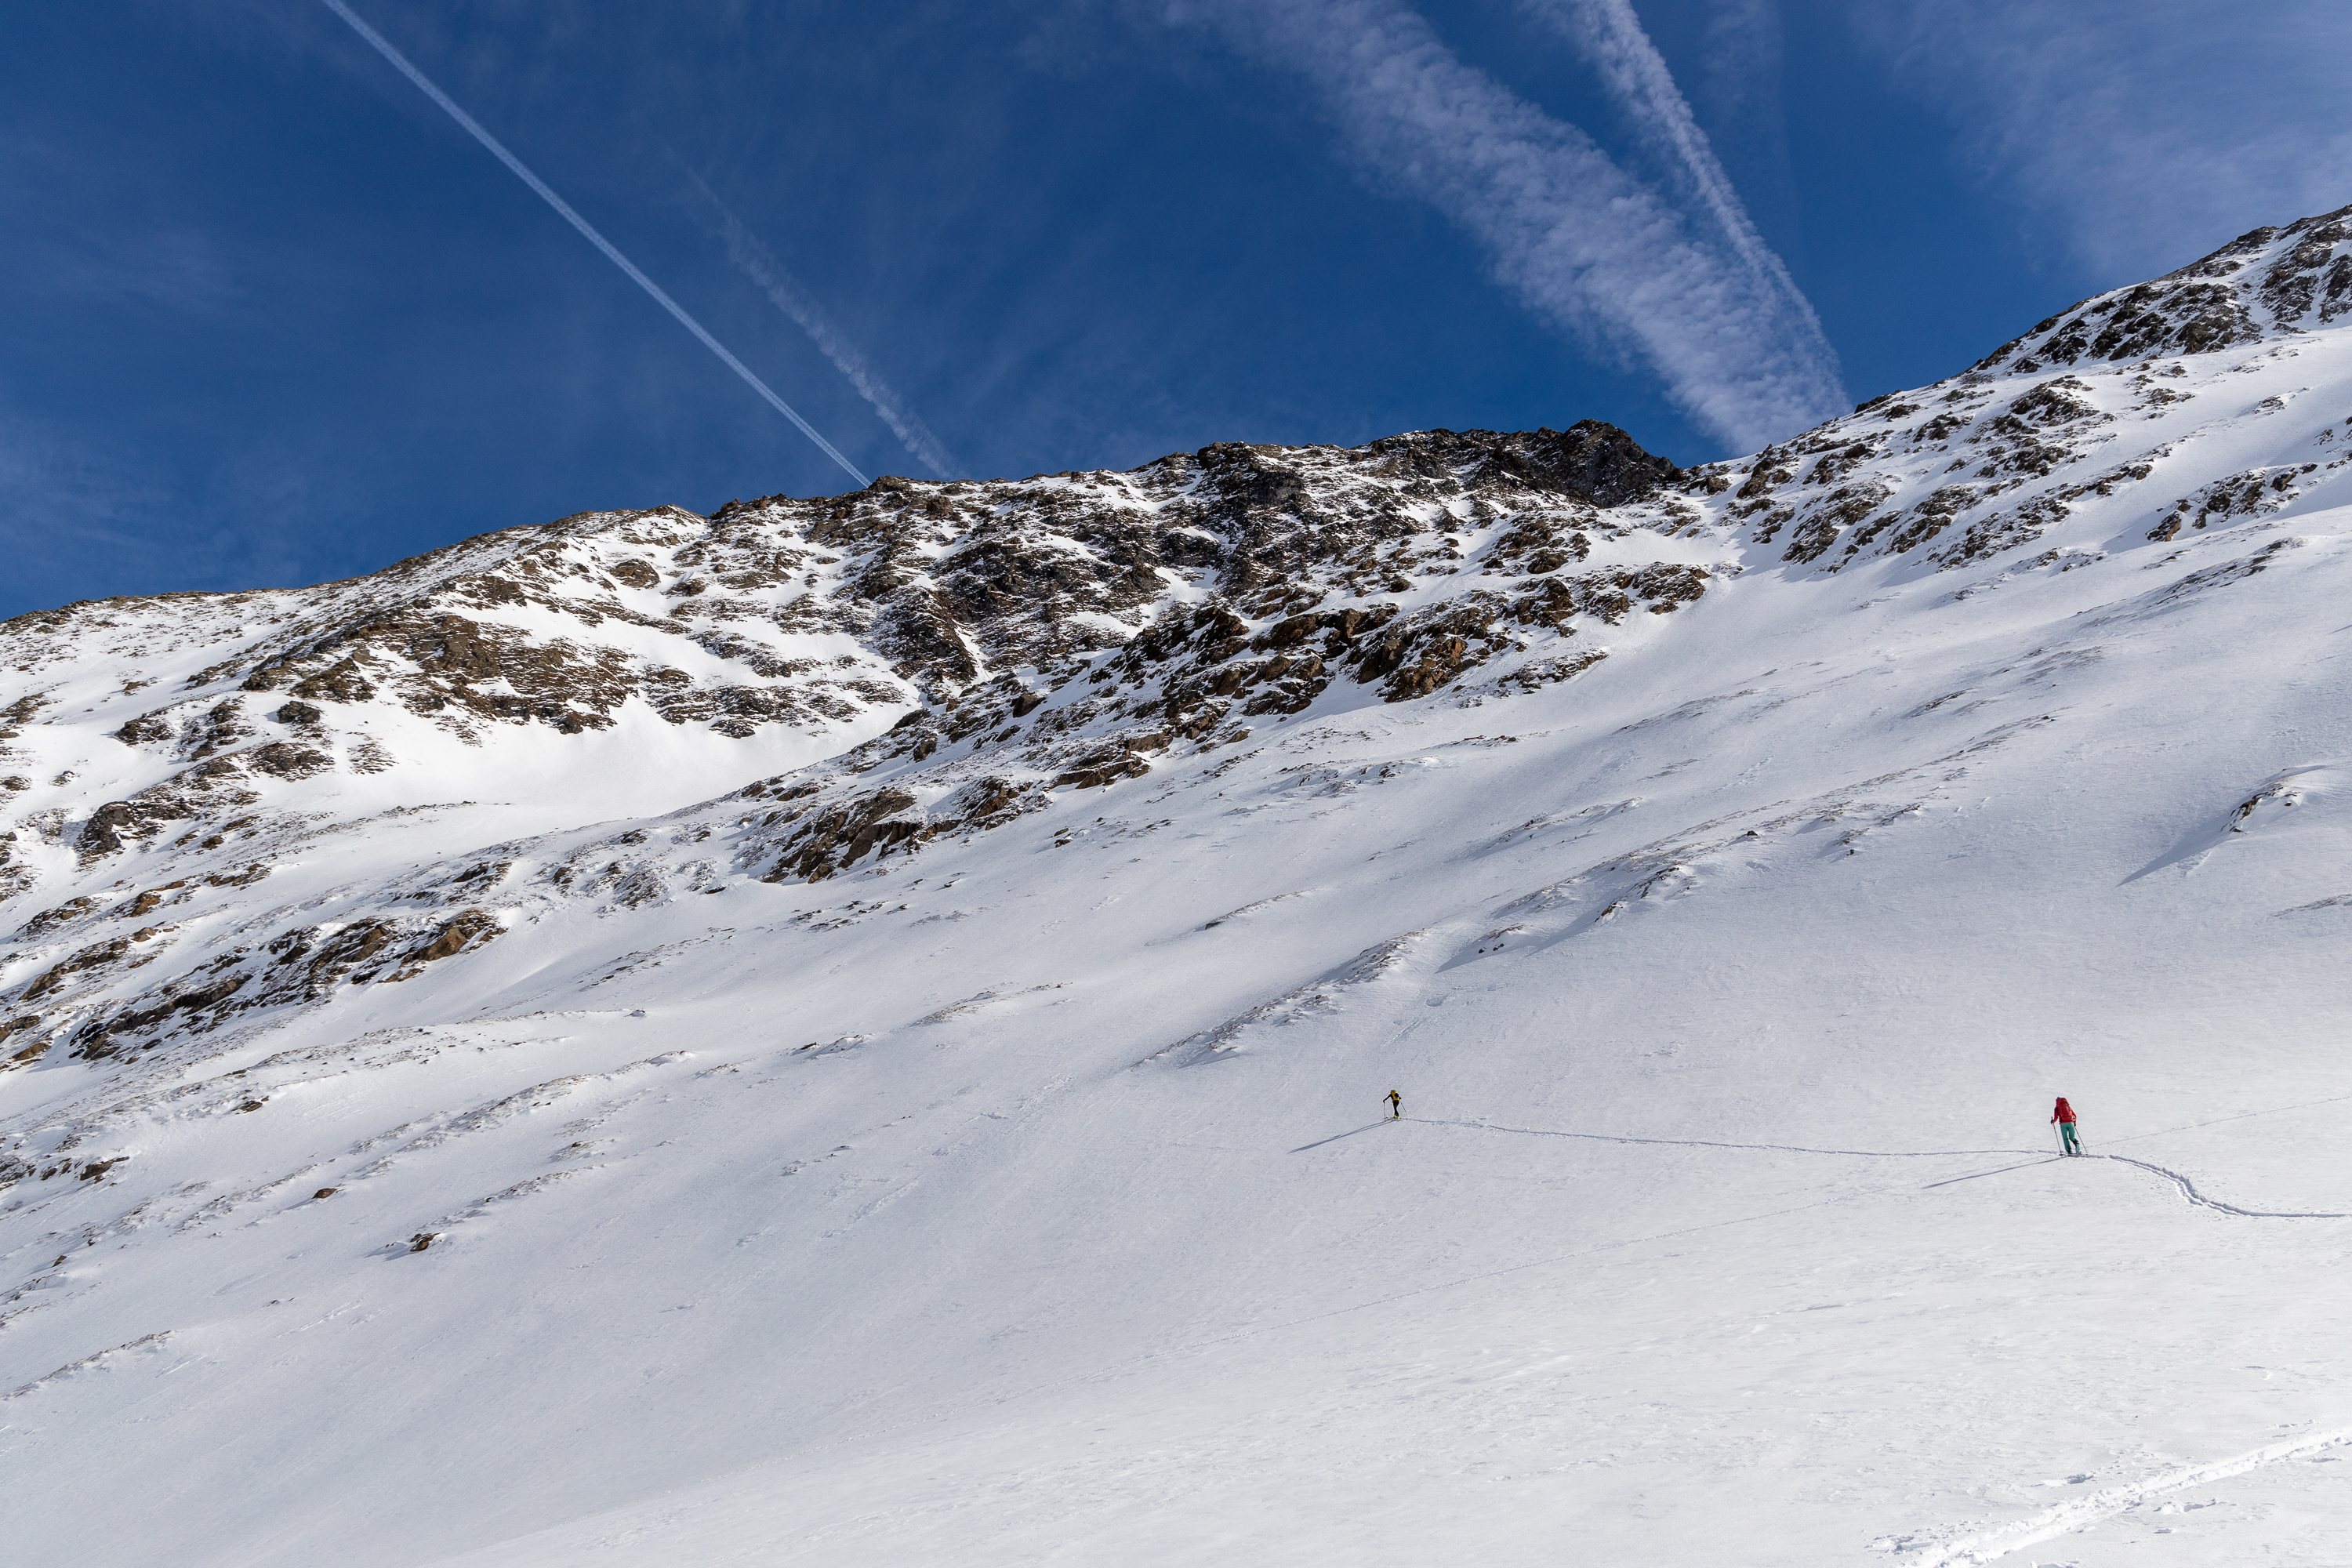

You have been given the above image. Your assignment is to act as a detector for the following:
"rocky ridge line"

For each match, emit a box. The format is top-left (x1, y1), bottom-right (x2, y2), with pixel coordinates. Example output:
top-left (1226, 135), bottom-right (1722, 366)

top-left (6, 205), bottom-right (2352, 1077)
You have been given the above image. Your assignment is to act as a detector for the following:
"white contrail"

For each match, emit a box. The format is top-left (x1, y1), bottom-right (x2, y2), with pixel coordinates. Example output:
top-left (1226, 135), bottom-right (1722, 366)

top-left (685, 172), bottom-right (961, 479)
top-left (1175, 0), bottom-right (1847, 452)
top-left (1523, 0), bottom-right (1821, 347)
top-left (317, 0), bottom-right (871, 488)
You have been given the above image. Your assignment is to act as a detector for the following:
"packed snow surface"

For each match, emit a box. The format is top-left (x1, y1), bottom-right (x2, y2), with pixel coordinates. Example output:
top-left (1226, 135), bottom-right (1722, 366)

top-left (7, 210), bottom-right (2352, 1564)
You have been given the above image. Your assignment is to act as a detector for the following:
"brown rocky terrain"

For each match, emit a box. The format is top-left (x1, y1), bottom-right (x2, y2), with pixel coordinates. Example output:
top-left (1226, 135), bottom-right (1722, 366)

top-left (0, 418), bottom-right (1718, 1066)
top-left (5, 205), bottom-right (2352, 1081)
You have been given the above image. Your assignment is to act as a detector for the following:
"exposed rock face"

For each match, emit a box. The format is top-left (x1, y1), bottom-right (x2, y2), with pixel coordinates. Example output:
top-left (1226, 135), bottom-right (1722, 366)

top-left (8, 419), bottom-right (1681, 763)
top-left (0, 418), bottom-right (1692, 871)
top-left (1715, 211), bottom-right (2352, 573)
top-left (1975, 203), bottom-right (2352, 372)
top-left (6, 205), bottom-right (2352, 1069)
top-left (0, 414), bottom-right (1706, 1062)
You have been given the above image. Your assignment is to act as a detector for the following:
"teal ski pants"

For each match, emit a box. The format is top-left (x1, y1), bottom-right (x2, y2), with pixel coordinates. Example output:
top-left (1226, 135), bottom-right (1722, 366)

top-left (2058, 1123), bottom-right (2080, 1154)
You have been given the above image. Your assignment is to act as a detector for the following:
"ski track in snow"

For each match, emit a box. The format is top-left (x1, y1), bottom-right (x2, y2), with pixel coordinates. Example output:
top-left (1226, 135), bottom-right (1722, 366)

top-left (1425, 1118), bottom-right (2352, 1219)
top-left (1427, 1116), bottom-right (2040, 1159)
top-left (15, 215), bottom-right (2352, 1565)
top-left (987, 1113), bottom-right (2351, 1435)
top-left (1897, 1425), bottom-right (2352, 1565)
top-left (2090, 1152), bottom-right (2352, 1219)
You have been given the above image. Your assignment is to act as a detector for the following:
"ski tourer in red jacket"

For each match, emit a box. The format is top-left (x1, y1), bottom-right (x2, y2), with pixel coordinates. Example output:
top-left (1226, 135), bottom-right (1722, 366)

top-left (2052, 1098), bottom-right (2081, 1156)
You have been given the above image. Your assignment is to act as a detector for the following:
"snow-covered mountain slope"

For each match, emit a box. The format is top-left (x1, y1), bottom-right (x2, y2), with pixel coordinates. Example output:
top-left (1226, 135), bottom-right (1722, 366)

top-left (6, 207), bottom-right (2352, 1566)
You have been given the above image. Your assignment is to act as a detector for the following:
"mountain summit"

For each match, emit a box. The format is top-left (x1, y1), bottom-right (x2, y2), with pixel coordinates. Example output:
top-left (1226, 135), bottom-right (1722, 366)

top-left (8, 207), bottom-right (2352, 1566)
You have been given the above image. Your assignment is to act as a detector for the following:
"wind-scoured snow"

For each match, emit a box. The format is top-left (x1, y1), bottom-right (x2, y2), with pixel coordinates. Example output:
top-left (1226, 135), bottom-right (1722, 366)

top-left (6, 209), bottom-right (2352, 1566)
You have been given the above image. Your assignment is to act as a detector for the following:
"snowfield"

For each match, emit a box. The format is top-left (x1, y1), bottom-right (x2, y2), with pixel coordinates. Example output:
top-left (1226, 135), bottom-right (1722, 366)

top-left (7, 211), bottom-right (2352, 1565)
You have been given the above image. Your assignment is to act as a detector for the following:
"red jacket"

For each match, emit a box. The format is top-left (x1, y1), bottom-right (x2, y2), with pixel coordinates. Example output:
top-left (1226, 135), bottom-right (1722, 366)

top-left (2052, 1098), bottom-right (2077, 1123)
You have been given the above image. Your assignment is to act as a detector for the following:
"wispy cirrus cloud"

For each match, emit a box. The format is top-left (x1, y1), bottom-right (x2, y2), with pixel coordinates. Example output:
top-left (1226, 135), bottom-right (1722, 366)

top-left (1164, 0), bottom-right (1846, 453)
top-left (1853, 0), bottom-right (2352, 278)
top-left (0, 411), bottom-right (333, 614)
top-left (1690, 0), bottom-right (1802, 265)
top-left (0, 417), bottom-right (165, 586)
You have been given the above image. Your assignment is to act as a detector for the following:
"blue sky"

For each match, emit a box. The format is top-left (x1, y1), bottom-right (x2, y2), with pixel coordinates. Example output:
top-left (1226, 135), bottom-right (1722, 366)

top-left (5, 2), bottom-right (2347, 618)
